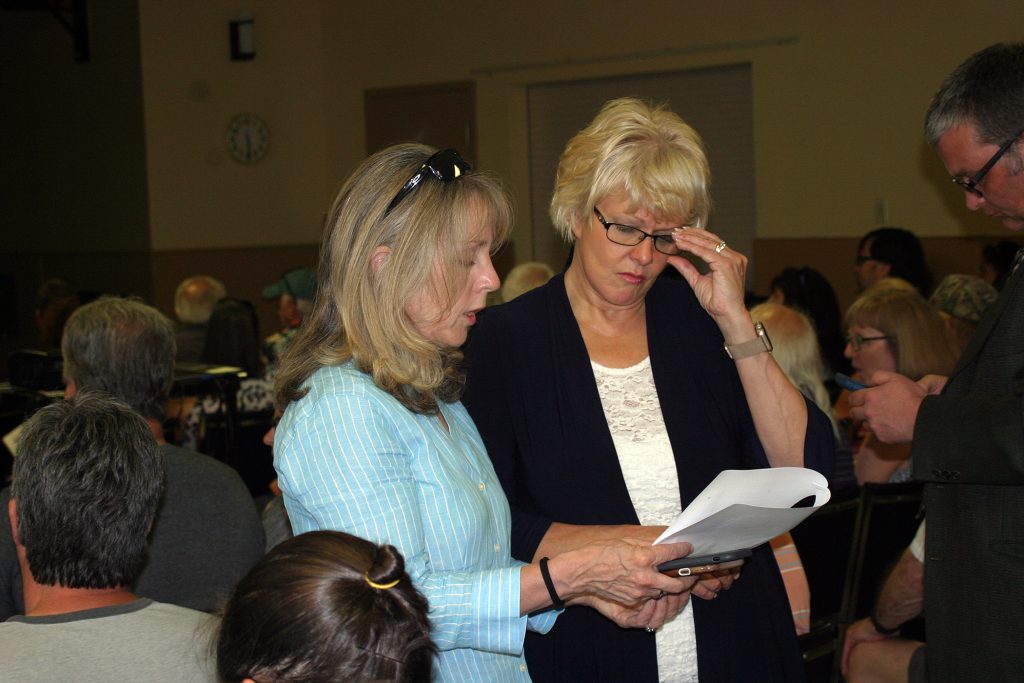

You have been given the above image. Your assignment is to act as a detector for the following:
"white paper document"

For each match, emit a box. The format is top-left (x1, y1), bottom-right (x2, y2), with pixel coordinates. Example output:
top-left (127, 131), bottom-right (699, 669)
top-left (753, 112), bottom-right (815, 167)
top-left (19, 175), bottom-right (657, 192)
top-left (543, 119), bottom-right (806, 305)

top-left (654, 467), bottom-right (831, 555)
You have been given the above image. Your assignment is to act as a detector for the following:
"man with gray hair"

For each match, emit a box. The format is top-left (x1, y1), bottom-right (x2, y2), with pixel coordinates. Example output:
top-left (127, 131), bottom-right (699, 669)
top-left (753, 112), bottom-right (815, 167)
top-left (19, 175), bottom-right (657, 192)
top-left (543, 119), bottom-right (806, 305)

top-left (0, 393), bottom-right (216, 681)
top-left (846, 43), bottom-right (1024, 683)
top-left (174, 274), bottom-right (226, 363)
top-left (0, 296), bottom-right (264, 619)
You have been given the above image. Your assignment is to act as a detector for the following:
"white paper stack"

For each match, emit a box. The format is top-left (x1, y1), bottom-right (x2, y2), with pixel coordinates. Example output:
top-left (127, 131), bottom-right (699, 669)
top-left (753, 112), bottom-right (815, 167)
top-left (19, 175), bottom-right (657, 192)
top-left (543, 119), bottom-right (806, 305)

top-left (654, 467), bottom-right (831, 555)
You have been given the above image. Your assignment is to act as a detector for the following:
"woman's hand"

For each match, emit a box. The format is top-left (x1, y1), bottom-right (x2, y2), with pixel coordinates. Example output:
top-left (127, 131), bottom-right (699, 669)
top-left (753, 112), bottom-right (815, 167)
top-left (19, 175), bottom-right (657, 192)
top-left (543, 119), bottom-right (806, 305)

top-left (691, 563), bottom-right (742, 600)
top-left (582, 588), bottom-right (693, 629)
top-left (666, 227), bottom-right (749, 329)
top-left (553, 539), bottom-right (695, 606)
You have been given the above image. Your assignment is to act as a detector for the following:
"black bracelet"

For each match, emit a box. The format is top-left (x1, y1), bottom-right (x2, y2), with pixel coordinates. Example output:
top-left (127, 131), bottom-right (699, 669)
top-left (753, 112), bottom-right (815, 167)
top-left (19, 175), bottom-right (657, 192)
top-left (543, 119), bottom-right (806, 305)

top-left (538, 557), bottom-right (565, 610)
top-left (869, 611), bottom-right (901, 636)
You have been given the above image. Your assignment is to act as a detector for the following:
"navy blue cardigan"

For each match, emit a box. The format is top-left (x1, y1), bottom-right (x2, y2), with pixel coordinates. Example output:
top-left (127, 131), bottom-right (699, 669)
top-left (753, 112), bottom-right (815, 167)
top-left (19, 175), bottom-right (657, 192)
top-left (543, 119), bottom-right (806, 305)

top-left (463, 274), bottom-right (834, 683)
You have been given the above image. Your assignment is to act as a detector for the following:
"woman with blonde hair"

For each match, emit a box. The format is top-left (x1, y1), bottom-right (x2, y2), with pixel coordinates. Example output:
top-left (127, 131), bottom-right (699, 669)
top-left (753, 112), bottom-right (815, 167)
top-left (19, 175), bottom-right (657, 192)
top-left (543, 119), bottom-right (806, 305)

top-left (841, 287), bottom-right (959, 483)
top-left (464, 98), bottom-right (834, 682)
top-left (272, 143), bottom-right (696, 682)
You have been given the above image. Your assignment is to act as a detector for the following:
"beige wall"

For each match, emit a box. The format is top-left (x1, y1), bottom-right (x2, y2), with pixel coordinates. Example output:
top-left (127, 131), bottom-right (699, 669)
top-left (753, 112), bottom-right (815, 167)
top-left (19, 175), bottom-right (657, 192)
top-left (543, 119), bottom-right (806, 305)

top-left (2, 0), bottom-right (1023, 365)
top-left (135, 1), bottom-right (1023, 259)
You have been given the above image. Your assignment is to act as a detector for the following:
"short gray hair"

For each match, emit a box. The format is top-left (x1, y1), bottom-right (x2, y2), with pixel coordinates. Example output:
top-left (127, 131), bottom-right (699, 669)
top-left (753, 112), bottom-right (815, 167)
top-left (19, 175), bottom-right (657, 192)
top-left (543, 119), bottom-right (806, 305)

top-left (13, 392), bottom-right (163, 589)
top-left (62, 297), bottom-right (176, 421)
top-left (925, 43), bottom-right (1024, 149)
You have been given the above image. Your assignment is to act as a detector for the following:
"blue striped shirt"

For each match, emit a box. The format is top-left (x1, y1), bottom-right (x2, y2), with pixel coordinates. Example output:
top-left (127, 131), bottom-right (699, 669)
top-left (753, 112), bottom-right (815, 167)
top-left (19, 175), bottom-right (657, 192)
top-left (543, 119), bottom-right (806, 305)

top-left (275, 362), bottom-right (556, 681)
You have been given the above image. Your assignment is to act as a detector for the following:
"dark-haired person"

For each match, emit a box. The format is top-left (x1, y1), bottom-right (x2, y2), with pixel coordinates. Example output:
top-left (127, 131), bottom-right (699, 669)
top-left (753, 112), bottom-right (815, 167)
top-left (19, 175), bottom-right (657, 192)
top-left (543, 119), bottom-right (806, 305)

top-left (848, 42), bottom-right (1024, 682)
top-left (179, 298), bottom-right (275, 453)
top-left (0, 393), bottom-right (216, 681)
top-left (767, 265), bottom-right (849, 383)
top-left (979, 238), bottom-right (1020, 291)
top-left (0, 297), bottom-right (264, 619)
top-left (218, 530), bottom-right (434, 683)
top-left (853, 227), bottom-right (933, 296)
top-left (274, 143), bottom-right (698, 682)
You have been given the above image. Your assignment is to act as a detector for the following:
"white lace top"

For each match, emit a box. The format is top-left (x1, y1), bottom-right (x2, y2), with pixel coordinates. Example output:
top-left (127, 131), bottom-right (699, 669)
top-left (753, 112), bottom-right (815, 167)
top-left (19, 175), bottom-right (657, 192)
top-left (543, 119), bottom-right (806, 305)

top-left (592, 357), bottom-right (699, 683)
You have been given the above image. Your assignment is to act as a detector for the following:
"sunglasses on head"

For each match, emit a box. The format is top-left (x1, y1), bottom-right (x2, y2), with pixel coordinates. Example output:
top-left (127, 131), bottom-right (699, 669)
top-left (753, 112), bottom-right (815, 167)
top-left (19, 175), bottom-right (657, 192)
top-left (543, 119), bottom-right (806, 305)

top-left (384, 148), bottom-right (472, 216)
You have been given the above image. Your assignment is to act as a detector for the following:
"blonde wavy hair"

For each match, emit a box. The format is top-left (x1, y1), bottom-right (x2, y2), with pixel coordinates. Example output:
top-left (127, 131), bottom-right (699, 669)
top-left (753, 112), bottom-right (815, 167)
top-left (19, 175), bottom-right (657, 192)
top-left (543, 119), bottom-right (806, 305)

top-left (275, 144), bottom-right (512, 414)
top-left (549, 97), bottom-right (711, 241)
top-left (844, 288), bottom-right (959, 380)
top-left (750, 302), bottom-right (838, 438)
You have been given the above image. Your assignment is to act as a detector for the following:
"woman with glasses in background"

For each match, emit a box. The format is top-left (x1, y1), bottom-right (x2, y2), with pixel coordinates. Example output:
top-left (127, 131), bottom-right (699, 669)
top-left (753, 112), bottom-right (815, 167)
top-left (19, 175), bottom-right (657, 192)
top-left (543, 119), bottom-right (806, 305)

top-left (839, 285), bottom-right (959, 484)
top-left (271, 143), bottom-right (697, 682)
top-left (462, 98), bottom-right (835, 683)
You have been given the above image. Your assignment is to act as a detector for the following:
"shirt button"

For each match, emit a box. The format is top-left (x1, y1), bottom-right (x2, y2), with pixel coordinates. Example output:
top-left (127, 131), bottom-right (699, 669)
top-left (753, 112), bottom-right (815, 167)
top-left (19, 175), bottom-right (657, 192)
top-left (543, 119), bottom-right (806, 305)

top-left (521, 664), bottom-right (528, 673)
top-left (494, 544), bottom-right (501, 553)
top-left (478, 482), bottom-right (486, 491)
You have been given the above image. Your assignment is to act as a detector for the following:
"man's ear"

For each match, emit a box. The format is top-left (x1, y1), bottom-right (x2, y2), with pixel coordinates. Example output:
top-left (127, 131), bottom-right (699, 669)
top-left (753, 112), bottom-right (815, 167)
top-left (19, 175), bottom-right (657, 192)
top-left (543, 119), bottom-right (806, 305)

top-left (64, 379), bottom-right (77, 399)
top-left (876, 262), bottom-right (892, 279)
top-left (8, 498), bottom-right (20, 547)
top-left (370, 246), bottom-right (392, 275)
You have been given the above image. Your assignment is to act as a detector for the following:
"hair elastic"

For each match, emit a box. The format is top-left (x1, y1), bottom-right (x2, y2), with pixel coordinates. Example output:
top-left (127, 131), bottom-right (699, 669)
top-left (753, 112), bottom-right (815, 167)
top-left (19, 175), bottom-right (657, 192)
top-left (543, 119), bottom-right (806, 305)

top-left (365, 573), bottom-right (401, 590)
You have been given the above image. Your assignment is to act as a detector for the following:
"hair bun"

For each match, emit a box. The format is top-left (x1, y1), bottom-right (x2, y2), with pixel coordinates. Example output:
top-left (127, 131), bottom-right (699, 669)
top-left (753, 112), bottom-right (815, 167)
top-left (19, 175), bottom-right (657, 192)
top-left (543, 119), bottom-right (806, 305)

top-left (366, 543), bottom-right (405, 588)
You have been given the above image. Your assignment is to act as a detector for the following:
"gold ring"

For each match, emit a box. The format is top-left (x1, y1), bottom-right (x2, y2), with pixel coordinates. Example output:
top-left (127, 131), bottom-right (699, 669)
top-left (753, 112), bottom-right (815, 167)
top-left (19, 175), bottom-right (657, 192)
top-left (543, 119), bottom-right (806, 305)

top-left (715, 240), bottom-right (727, 254)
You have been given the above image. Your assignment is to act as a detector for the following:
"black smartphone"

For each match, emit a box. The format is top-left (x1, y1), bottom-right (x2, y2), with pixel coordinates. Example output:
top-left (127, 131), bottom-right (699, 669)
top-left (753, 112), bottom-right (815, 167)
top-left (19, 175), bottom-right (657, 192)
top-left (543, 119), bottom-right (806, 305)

top-left (834, 372), bottom-right (868, 392)
top-left (657, 548), bottom-right (752, 576)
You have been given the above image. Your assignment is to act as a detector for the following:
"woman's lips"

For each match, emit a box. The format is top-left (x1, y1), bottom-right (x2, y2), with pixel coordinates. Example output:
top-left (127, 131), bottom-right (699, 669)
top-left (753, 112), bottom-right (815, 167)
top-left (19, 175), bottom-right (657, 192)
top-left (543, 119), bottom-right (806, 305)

top-left (619, 272), bottom-right (645, 285)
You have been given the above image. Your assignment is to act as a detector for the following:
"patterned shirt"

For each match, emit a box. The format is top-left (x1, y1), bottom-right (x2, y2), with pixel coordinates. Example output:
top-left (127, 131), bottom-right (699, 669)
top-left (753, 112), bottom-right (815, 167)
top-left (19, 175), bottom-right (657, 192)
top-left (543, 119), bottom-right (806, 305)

top-left (275, 362), bottom-right (555, 682)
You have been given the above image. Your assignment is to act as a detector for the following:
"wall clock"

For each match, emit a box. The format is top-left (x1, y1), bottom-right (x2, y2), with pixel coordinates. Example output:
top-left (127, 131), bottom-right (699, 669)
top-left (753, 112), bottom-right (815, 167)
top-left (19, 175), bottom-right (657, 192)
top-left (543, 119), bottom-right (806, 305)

top-left (226, 113), bottom-right (269, 164)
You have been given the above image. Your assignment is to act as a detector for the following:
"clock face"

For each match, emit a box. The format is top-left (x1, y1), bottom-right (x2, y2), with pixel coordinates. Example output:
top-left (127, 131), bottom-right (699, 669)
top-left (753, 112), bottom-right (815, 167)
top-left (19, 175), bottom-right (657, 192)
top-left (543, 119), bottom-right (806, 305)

top-left (226, 113), bottom-right (269, 164)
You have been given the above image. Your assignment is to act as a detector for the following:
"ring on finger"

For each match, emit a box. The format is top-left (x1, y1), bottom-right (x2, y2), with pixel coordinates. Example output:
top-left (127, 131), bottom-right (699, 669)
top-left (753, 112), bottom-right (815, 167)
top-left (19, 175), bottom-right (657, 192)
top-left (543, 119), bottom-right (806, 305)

top-left (645, 626), bottom-right (656, 633)
top-left (714, 240), bottom-right (728, 254)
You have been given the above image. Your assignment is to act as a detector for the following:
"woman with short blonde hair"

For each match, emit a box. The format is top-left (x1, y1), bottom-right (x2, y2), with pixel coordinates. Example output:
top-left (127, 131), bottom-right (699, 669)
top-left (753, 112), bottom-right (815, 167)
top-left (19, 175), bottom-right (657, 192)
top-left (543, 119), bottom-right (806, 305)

top-left (550, 98), bottom-right (711, 242)
top-left (464, 99), bottom-right (834, 682)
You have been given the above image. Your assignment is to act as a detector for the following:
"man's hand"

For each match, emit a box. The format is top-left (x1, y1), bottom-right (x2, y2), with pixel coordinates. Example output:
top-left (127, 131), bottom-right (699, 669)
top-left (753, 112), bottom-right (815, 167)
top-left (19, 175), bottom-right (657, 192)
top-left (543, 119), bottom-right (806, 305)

top-left (841, 617), bottom-right (894, 676)
top-left (847, 371), bottom-right (939, 444)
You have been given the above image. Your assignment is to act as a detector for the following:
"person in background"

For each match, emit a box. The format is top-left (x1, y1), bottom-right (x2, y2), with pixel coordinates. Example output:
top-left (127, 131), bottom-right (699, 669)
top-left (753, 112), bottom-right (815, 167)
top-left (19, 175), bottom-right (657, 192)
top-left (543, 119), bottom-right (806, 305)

top-left (261, 266), bottom-right (316, 367)
top-left (0, 393), bottom-right (216, 682)
top-left (749, 302), bottom-right (853, 636)
top-left (853, 228), bottom-right (933, 296)
top-left (463, 98), bottom-right (834, 682)
top-left (500, 261), bottom-right (555, 303)
top-left (173, 274), bottom-right (226, 363)
top-left (841, 288), bottom-right (958, 484)
top-left (927, 274), bottom-right (998, 354)
top-left (178, 298), bottom-right (275, 453)
top-left (750, 302), bottom-right (853, 494)
top-left (273, 143), bottom-right (697, 682)
top-left (767, 265), bottom-right (848, 383)
top-left (0, 297), bottom-right (264, 620)
top-left (217, 530), bottom-right (434, 683)
top-left (979, 238), bottom-right (1020, 291)
top-left (33, 277), bottom-right (80, 350)
top-left (841, 520), bottom-right (926, 683)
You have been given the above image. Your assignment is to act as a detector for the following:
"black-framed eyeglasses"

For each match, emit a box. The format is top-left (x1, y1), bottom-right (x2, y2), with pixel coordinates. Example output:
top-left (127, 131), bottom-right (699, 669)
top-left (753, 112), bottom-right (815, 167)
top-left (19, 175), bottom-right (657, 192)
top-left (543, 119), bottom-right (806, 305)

top-left (593, 207), bottom-right (681, 255)
top-left (951, 128), bottom-right (1024, 198)
top-left (384, 148), bottom-right (472, 216)
top-left (845, 333), bottom-right (891, 351)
